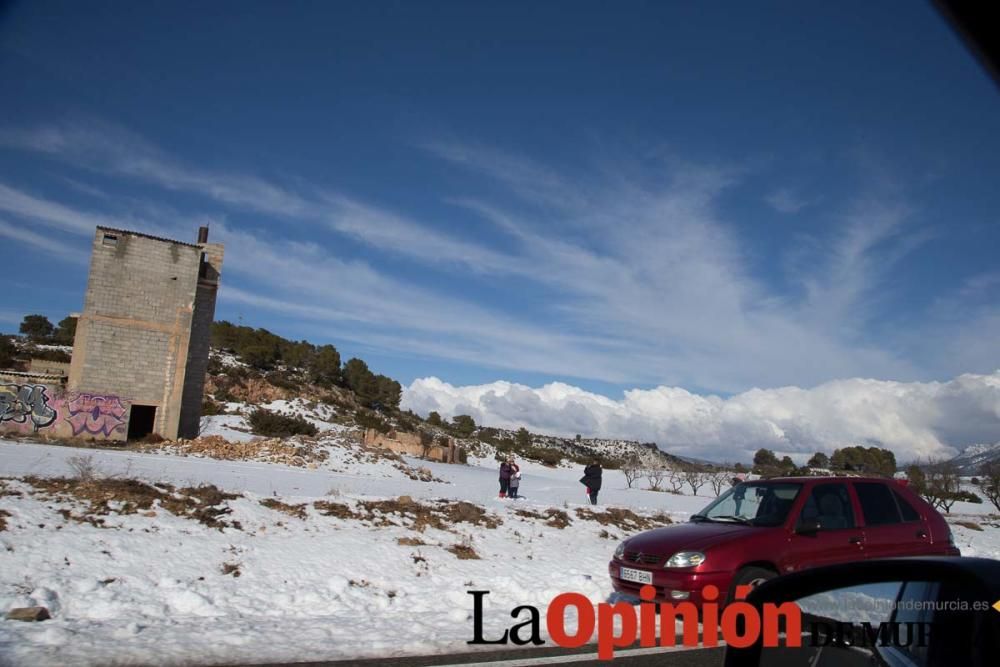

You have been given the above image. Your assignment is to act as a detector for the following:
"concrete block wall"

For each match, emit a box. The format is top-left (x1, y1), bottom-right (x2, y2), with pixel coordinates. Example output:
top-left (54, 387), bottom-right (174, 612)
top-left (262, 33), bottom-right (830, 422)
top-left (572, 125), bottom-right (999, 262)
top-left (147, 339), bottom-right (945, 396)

top-left (178, 242), bottom-right (224, 439)
top-left (68, 228), bottom-right (222, 441)
top-left (1, 373), bottom-right (129, 441)
top-left (28, 359), bottom-right (71, 376)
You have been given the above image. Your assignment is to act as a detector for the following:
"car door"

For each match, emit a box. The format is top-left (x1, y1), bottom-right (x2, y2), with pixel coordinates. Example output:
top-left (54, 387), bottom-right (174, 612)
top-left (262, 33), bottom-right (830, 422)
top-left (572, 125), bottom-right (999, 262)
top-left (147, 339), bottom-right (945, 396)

top-left (853, 481), bottom-right (931, 558)
top-left (787, 482), bottom-right (866, 570)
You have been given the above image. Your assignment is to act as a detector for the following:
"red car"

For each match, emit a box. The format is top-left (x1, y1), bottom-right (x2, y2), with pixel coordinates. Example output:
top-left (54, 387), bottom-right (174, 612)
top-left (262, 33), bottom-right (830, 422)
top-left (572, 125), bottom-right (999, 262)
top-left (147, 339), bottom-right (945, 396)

top-left (608, 476), bottom-right (960, 607)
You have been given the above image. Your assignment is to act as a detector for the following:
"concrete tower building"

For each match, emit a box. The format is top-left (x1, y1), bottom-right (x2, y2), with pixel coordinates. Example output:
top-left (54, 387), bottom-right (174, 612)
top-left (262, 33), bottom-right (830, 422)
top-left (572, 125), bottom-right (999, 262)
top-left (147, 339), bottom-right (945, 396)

top-left (67, 226), bottom-right (224, 440)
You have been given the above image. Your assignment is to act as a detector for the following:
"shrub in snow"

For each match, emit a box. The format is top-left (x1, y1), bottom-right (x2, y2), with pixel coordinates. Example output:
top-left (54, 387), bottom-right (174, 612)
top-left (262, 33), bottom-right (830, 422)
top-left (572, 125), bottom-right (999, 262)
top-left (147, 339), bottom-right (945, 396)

top-left (354, 409), bottom-right (389, 434)
top-left (65, 455), bottom-right (102, 482)
top-left (248, 408), bottom-right (318, 438)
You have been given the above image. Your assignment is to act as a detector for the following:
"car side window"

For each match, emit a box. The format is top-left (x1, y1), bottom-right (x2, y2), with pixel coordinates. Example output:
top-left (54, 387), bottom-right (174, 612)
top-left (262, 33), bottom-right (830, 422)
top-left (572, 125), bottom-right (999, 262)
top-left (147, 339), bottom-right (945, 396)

top-left (856, 482), bottom-right (902, 526)
top-left (797, 483), bottom-right (855, 530)
top-left (886, 580), bottom-right (938, 667)
top-left (893, 489), bottom-right (921, 522)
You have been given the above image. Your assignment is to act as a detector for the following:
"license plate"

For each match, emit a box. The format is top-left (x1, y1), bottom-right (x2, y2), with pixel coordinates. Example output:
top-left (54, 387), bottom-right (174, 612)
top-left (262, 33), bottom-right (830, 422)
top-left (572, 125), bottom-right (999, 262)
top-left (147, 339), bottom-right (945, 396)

top-left (619, 567), bottom-right (652, 585)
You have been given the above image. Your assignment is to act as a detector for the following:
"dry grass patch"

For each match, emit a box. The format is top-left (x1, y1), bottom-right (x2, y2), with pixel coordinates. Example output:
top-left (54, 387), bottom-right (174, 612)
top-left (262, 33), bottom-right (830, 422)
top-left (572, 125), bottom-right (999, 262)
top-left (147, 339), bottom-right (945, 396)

top-left (21, 476), bottom-right (242, 530)
top-left (143, 435), bottom-right (331, 468)
top-left (447, 543), bottom-right (480, 560)
top-left (0, 480), bottom-right (22, 498)
top-left (397, 536), bottom-right (426, 546)
top-left (0, 509), bottom-right (10, 532)
top-left (515, 508), bottom-right (572, 529)
top-left (402, 466), bottom-right (445, 483)
top-left (575, 507), bottom-right (672, 531)
top-left (356, 498), bottom-right (501, 532)
top-left (313, 500), bottom-right (362, 520)
top-left (952, 520), bottom-right (984, 531)
top-left (260, 498), bottom-right (308, 520)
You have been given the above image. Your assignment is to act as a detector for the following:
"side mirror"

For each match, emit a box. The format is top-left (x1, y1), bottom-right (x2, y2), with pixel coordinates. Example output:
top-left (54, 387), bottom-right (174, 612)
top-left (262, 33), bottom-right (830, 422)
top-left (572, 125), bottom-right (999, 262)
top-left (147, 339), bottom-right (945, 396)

top-left (794, 519), bottom-right (821, 535)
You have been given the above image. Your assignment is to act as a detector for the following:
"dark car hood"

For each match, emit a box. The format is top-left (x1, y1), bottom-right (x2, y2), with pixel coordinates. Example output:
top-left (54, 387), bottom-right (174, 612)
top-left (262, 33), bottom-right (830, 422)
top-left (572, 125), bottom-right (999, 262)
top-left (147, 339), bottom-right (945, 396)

top-left (623, 521), bottom-right (755, 554)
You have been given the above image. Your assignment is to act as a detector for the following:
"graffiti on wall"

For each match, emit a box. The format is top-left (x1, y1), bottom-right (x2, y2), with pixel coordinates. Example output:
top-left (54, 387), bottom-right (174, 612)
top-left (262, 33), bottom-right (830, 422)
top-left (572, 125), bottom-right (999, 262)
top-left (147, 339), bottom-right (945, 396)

top-left (65, 392), bottom-right (128, 437)
top-left (0, 384), bottom-right (58, 432)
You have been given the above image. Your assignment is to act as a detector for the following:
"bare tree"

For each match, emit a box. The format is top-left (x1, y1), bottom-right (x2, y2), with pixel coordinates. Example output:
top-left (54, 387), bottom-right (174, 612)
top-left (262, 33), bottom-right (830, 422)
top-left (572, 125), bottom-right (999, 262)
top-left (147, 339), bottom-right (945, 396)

top-left (668, 469), bottom-right (686, 494)
top-left (622, 456), bottom-right (643, 489)
top-left (976, 461), bottom-right (1000, 512)
top-left (645, 465), bottom-right (668, 492)
top-left (684, 470), bottom-right (708, 496)
top-left (709, 471), bottom-right (730, 496)
top-left (914, 459), bottom-right (963, 513)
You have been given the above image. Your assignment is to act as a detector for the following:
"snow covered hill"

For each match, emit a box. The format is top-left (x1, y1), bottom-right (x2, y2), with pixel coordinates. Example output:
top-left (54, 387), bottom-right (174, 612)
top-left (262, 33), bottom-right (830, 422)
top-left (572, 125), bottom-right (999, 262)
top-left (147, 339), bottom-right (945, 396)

top-left (2, 435), bottom-right (997, 666)
top-left (949, 442), bottom-right (1000, 475)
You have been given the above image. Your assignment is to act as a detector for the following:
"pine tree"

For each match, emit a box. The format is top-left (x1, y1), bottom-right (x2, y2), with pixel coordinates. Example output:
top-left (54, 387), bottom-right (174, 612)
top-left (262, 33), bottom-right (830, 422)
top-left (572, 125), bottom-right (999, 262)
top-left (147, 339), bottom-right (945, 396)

top-left (19, 314), bottom-right (54, 343)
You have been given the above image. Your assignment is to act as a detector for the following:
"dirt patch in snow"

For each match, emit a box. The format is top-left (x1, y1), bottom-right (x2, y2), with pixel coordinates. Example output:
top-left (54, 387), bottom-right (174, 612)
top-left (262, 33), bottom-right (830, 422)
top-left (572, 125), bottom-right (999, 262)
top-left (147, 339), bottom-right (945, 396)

top-left (0, 508), bottom-right (10, 532)
top-left (574, 507), bottom-right (672, 531)
top-left (20, 477), bottom-right (243, 530)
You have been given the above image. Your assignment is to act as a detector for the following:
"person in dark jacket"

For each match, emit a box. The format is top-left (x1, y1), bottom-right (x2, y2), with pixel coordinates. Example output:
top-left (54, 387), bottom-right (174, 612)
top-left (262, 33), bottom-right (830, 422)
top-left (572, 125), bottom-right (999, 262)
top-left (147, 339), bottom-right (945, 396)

top-left (499, 456), bottom-right (518, 498)
top-left (580, 461), bottom-right (602, 505)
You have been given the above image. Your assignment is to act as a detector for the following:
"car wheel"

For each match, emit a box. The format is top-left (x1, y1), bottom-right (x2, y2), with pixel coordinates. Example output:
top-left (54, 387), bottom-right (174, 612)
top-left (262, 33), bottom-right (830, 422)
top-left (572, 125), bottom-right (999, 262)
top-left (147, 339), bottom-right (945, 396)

top-left (729, 566), bottom-right (776, 601)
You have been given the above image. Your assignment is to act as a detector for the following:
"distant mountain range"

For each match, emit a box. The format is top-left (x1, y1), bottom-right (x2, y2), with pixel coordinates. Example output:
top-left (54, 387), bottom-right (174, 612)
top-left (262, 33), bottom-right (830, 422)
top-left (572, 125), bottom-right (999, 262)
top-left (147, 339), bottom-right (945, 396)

top-left (949, 442), bottom-right (1000, 475)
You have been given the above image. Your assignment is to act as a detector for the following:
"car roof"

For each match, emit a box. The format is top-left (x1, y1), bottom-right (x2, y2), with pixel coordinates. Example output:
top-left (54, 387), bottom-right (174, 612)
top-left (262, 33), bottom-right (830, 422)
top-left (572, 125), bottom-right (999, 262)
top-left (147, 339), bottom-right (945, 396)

top-left (748, 475), bottom-right (898, 484)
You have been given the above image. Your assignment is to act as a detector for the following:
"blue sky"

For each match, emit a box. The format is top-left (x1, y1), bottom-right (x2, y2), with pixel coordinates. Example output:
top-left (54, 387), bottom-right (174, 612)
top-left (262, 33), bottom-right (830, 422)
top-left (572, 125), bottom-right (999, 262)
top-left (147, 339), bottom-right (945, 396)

top-left (1, 0), bottom-right (998, 399)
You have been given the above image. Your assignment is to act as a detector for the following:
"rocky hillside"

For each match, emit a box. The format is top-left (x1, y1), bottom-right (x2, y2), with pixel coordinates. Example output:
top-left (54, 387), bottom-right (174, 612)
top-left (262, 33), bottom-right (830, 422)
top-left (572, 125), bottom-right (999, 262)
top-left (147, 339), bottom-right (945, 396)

top-left (3, 319), bottom-right (707, 470)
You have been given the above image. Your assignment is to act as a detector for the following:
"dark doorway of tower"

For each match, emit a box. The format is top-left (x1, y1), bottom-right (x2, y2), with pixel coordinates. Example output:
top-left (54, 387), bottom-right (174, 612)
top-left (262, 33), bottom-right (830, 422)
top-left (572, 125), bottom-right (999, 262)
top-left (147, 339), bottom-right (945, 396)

top-left (127, 405), bottom-right (157, 440)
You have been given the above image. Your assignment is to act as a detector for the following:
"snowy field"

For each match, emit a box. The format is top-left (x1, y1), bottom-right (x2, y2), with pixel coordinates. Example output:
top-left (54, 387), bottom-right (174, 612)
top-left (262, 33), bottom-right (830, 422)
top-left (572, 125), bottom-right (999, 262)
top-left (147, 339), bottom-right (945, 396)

top-left (1, 438), bottom-right (998, 666)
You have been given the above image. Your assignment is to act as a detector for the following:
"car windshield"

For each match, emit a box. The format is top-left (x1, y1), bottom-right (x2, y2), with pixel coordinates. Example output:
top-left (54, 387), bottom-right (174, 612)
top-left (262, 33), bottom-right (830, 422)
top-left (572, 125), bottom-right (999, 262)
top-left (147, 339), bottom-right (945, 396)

top-left (693, 482), bottom-right (802, 527)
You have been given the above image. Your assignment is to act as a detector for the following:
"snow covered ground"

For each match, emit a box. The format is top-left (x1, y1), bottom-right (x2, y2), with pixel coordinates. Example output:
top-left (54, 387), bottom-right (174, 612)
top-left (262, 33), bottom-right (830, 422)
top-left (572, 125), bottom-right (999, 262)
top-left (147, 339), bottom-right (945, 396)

top-left (1, 439), bottom-right (998, 666)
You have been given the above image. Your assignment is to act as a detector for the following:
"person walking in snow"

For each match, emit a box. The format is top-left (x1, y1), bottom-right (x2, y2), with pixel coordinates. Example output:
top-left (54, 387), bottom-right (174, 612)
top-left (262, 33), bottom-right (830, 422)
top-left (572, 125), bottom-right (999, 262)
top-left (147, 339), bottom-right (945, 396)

top-left (509, 469), bottom-right (522, 499)
top-left (499, 456), bottom-right (518, 498)
top-left (580, 460), bottom-right (602, 505)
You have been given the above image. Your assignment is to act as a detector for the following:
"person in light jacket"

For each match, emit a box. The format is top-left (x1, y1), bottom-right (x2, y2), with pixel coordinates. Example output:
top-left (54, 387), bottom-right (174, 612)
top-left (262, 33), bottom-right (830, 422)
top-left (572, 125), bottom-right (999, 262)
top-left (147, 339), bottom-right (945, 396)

top-left (580, 460), bottom-right (602, 505)
top-left (509, 470), bottom-right (521, 499)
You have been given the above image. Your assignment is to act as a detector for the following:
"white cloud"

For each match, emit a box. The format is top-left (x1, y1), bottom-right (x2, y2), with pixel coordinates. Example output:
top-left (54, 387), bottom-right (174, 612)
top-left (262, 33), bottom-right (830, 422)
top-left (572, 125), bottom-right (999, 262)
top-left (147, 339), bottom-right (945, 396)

top-left (0, 218), bottom-right (88, 264)
top-left (0, 122), bottom-right (993, 394)
top-left (0, 123), bottom-right (310, 217)
top-left (0, 182), bottom-right (116, 235)
top-left (402, 371), bottom-right (1000, 463)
